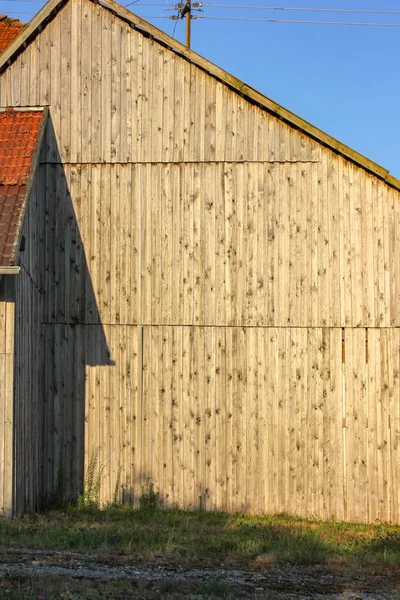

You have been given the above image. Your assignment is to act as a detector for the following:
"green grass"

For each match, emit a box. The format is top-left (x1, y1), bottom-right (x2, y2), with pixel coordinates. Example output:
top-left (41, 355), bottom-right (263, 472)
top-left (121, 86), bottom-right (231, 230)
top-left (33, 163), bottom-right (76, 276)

top-left (1, 509), bottom-right (400, 598)
top-left (0, 507), bottom-right (400, 567)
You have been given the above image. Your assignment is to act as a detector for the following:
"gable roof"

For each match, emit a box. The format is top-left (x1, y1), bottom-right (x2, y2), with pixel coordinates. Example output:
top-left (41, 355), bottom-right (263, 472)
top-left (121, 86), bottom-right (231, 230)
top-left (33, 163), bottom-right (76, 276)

top-left (0, 0), bottom-right (398, 191)
top-left (0, 108), bottom-right (47, 269)
top-left (0, 15), bottom-right (25, 54)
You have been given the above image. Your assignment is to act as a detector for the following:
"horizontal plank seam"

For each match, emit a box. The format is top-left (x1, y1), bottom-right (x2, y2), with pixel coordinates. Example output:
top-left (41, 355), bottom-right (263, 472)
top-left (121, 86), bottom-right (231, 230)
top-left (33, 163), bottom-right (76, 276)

top-left (38, 160), bottom-right (321, 166)
top-left (39, 323), bottom-right (400, 330)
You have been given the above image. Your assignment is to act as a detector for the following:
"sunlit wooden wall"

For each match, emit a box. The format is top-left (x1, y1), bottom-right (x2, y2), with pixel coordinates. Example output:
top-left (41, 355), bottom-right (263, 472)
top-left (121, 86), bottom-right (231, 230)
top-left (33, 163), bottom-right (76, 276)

top-left (1, 0), bottom-right (400, 521)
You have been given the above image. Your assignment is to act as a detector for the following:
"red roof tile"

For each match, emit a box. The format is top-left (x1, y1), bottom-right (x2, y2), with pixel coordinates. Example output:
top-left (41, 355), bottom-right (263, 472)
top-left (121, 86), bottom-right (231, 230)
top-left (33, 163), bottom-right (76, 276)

top-left (0, 15), bottom-right (24, 55)
top-left (0, 109), bottom-right (44, 266)
top-left (0, 110), bottom-right (43, 185)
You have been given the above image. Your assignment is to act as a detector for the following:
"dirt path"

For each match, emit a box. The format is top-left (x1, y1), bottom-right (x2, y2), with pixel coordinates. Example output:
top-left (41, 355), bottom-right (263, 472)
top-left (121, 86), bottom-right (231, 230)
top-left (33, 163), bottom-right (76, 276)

top-left (0, 547), bottom-right (399, 598)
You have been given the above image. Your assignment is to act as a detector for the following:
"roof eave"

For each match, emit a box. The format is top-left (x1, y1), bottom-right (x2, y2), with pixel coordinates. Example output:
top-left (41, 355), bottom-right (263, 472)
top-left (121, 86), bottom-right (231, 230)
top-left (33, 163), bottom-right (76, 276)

top-left (0, 266), bottom-right (20, 274)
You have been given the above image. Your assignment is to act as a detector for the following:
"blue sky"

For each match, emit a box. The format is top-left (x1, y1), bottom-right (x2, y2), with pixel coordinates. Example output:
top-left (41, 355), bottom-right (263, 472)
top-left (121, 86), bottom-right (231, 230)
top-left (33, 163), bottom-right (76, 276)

top-left (4, 0), bottom-right (400, 177)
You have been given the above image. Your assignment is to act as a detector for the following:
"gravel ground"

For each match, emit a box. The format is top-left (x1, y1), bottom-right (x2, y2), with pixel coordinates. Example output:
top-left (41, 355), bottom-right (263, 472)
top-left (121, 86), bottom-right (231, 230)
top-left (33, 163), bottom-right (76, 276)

top-left (0, 547), bottom-right (399, 598)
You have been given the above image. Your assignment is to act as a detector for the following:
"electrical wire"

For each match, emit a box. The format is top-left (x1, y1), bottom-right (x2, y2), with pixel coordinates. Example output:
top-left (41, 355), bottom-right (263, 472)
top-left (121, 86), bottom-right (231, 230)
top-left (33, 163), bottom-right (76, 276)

top-left (202, 5), bottom-right (400, 16)
top-left (199, 15), bottom-right (400, 26)
top-left (3, 0), bottom-right (400, 14)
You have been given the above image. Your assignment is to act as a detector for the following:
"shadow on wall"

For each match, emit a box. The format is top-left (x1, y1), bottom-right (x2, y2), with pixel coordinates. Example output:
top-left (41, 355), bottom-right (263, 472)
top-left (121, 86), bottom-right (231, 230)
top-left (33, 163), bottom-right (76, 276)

top-left (13, 115), bottom-right (114, 513)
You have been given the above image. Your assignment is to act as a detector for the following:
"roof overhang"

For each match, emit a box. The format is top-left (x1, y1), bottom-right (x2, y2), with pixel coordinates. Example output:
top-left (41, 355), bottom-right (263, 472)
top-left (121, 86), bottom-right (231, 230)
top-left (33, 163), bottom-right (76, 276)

top-left (0, 265), bottom-right (20, 274)
top-left (0, 0), bottom-right (398, 190)
top-left (0, 106), bottom-right (48, 269)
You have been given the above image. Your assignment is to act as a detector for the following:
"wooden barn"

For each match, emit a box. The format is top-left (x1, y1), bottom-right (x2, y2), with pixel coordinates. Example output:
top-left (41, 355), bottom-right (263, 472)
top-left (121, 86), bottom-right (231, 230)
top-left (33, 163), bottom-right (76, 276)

top-left (1, 0), bottom-right (400, 522)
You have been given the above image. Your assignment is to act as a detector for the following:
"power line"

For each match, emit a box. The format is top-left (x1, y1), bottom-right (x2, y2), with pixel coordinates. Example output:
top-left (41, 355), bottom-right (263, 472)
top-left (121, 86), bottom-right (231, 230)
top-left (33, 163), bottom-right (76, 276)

top-left (3, 0), bottom-right (400, 15)
top-left (199, 15), bottom-right (400, 26)
top-left (203, 5), bottom-right (400, 16)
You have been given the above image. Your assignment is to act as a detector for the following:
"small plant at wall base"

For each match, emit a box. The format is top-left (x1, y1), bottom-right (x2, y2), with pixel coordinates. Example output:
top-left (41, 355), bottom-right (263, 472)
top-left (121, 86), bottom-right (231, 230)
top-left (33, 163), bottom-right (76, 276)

top-left (77, 447), bottom-right (104, 510)
top-left (104, 467), bottom-right (122, 511)
top-left (140, 480), bottom-right (159, 510)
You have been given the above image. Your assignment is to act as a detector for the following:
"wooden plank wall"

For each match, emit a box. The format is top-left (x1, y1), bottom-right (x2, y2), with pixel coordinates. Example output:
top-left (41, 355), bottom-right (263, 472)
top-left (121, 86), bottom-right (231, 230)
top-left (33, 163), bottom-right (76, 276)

top-left (39, 324), bottom-right (400, 523)
top-left (2, 0), bottom-right (400, 521)
top-left (35, 162), bottom-right (400, 329)
top-left (0, 276), bottom-right (15, 517)
top-left (12, 174), bottom-right (46, 515)
top-left (0, 0), bottom-right (320, 165)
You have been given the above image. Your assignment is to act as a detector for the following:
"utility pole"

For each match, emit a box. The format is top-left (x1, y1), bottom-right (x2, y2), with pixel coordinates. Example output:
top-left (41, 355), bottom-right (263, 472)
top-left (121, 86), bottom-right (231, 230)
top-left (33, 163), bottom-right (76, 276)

top-left (171, 1), bottom-right (201, 50)
top-left (183, 0), bottom-right (191, 49)
top-left (186, 1), bottom-right (191, 49)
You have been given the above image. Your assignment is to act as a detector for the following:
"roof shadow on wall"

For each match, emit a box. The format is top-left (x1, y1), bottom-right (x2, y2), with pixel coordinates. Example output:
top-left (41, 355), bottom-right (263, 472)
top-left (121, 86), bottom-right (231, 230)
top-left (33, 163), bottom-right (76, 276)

top-left (14, 115), bottom-right (115, 511)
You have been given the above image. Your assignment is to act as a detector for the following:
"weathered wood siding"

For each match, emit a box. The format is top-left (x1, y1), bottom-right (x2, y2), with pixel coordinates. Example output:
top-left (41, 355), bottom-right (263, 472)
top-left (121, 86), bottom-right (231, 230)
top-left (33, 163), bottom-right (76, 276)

top-left (0, 0), bottom-right (320, 165)
top-left (31, 161), bottom-right (400, 329)
top-left (38, 324), bottom-right (400, 523)
top-left (0, 276), bottom-right (14, 517)
top-left (12, 173), bottom-right (47, 514)
top-left (2, 0), bottom-right (400, 520)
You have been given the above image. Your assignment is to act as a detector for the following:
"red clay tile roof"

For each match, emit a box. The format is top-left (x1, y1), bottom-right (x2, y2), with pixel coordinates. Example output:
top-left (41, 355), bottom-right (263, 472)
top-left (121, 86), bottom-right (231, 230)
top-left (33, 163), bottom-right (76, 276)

top-left (0, 109), bottom-right (44, 267)
top-left (0, 15), bottom-right (25, 55)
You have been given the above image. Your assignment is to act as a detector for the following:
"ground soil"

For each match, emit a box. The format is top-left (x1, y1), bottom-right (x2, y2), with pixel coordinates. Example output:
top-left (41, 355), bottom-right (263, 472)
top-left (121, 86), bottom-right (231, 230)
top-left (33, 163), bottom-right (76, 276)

top-left (0, 547), bottom-right (400, 598)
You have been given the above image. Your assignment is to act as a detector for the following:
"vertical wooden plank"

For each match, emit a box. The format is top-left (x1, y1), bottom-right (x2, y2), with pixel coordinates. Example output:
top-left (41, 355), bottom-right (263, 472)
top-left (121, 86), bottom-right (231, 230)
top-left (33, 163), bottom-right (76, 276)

top-left (162, 326), bottom-right (173, 505)
top-left (364, 177), bottom-right (375, 325)
top-left (141, 325), bottom-right (152, 494)
top-left (161, 166), bottom-right (173, 324)
top-left (139, 37), bottom-right (150, 162)
top-left (60, 1), bottom-right (72, 161)
top-left (257, 328), bottom-right (266, 512)
top-left (204, 165), bottom-right (216, 325)
top-left (90, 2), bottom-right (102, 162)
top-left (331, 327), bottom-right (345, 521)
top-left (288, 328), bottom-right (298, 516)
top-left (101, 7), bottom-right (112, 163)
top-left (215, 82), bottom-right (226, 161)
top-left (149, 326), bottom-right (161, 497)
top-left (81, 0), bottom-right (92, 162)
top-left (204, 74), bottom-right (217, 161)
top-left (193, 164), bottom-right (204, 325)
top-left (172, 166), bottom-right (183, 323)
top-left (266, 166), bottom-right (276, 326)
top-left (173, 327), bottom-right (184, 506)
top-left (236, 164), bottom-right (247, 325)
top-left (389, 329), bottom-right (400, 522)
top-left (119, 165), bottom-right (131, 325)
top-left (382, 184), bottom-right (391, 328)
top-left (151, 166), bottom-right (161, 325)
top-left (131, 327), bottom-right (141, 505)
top-left (3, 353), bottom-right (13, 516)
top-left (190, 327), bottom-right (200, 508)
top-left (246, 326), bottom-right (257, 512)
top-left (278, 164), bottom-right (288, 326)
top-left (225, 327), bottom-right (235, 512)
top-left (102, 165), bottom-right (112, 324)
top-left (131, 166), bottom-right (140, 324)
top-left (340, 160), bottom-right (352, 326)
top-left (387, 328), bottom-right (398, 522)
top-left (111, 14), bottom-right (121, 161)
top-left (215, 328), bottom-right (227, 511)
top-left (141, 165), bottom-right (152, 325)
top-left (268, 328), bottom-right (279, 514)
top-left (374, 180), bottom-right (385, 326)
top-left (172, 54), bottom-right (184, 162)
top-left (204, 327), bottom-right (215, 509)
top-left (379, 329), bottom-right (390, 521)
top-left (70, 0), bottom-right (82, 162)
